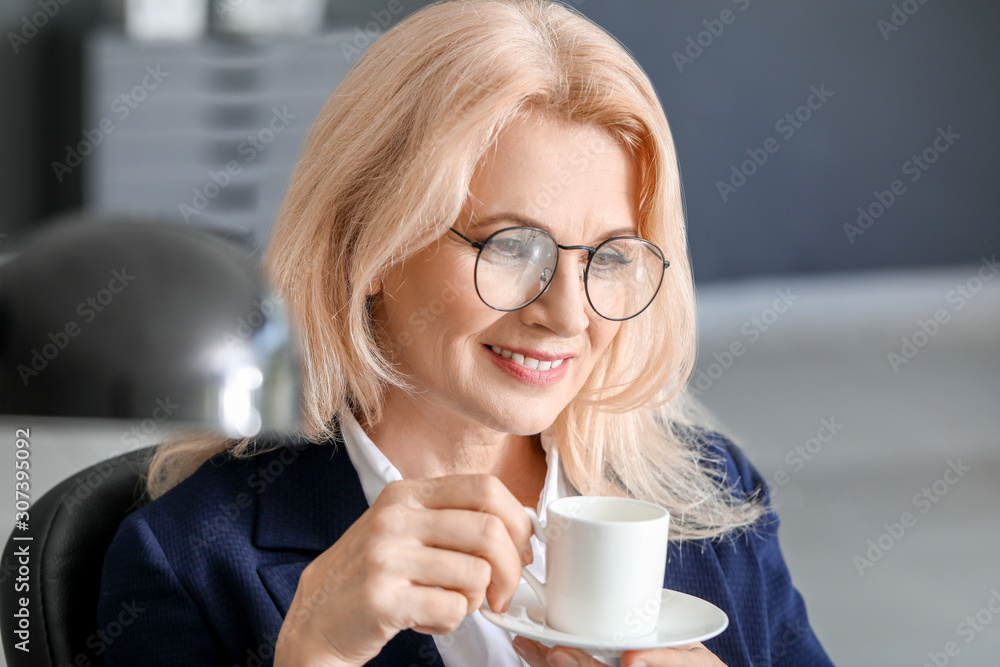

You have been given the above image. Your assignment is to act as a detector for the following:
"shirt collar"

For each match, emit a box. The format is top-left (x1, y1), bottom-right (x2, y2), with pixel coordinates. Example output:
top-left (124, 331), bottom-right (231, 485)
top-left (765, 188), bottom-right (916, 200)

top-left (338, 411), bottom-right (574, 515)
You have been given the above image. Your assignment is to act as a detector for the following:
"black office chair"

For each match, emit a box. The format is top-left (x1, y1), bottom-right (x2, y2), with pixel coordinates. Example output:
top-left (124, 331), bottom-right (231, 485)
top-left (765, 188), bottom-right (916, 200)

top-left (0, 446), bottom-right (156, 667)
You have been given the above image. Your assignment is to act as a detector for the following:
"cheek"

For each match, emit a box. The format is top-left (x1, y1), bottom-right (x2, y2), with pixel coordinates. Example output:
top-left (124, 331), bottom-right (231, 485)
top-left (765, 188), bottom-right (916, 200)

top-left (559, 320), bottom-right (613, 384)
top-left (407, 256), bottom-right (480, 321)
top-left (590, 319), bottom-right (622, 356)
top-left (427, 287), bottom-right (498, 347)
top-left (574, 320), bottom-right (621, 378)
top-left (382, 274), bottom-right (497, 357)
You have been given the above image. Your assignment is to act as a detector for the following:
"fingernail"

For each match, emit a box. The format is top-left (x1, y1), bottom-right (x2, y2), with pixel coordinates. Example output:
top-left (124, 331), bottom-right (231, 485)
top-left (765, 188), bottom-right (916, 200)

top-left (631, 662), bottom-right (648, 667)
top-left (512, 637), bottom-right (540, 660)
top-left (547, 649), bottom-right (579, 667)
top-left (522, 547), bottom-right (534, 565)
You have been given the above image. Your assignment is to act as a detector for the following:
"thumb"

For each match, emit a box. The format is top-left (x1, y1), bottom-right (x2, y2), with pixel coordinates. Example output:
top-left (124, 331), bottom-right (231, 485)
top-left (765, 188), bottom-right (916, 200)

top-left (512, 636), bottom-right (549, 666)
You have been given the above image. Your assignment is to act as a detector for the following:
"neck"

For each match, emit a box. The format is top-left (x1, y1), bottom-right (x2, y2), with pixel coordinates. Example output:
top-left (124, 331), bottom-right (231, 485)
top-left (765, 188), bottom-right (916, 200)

top-left (359, 391), bottom-right (548, 508)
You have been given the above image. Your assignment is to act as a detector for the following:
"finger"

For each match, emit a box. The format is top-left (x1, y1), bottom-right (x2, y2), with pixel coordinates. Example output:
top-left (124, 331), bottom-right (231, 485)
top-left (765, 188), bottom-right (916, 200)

top-left (622, 642), bottom-right (722, 667)
top-left (398, 545), bottom-right (492, 614)
top-left (544, 645), bottom-right (609, 667)
top-left (511, 636), bottom-right (548, 667)
top-left (413, 508), bottom-right (524, 611)
top-left (393, 585), bottom-right (470, 636)
top-left (408, 475), bottom-right (535, 558)
top-left (659, 642), bottom-right (706, 651)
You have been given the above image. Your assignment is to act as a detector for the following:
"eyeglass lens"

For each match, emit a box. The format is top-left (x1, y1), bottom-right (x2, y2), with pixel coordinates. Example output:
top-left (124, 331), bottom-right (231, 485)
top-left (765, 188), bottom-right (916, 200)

top-left (474, 228), bottom-right (665, 320)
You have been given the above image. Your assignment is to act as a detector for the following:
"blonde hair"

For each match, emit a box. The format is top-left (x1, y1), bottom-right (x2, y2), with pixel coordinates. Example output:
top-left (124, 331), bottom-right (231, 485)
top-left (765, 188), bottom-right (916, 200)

top-left (147, 0), bottom-right (766, 540)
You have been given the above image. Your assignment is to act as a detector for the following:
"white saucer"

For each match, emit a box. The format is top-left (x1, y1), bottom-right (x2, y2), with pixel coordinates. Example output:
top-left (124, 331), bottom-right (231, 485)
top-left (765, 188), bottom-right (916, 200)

top-left (481, 583), bottom-right (728, 660)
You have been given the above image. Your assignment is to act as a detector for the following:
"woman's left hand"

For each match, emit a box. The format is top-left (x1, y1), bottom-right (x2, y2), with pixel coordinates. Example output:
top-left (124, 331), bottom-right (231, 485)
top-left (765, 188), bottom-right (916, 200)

top-left (512, 636), bottom-right (727, 667)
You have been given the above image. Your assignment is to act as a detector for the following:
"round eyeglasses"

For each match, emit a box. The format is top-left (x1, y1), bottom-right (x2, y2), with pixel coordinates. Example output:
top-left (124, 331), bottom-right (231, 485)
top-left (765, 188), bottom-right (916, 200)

top-left (449, 226), bottom-right (670, 321)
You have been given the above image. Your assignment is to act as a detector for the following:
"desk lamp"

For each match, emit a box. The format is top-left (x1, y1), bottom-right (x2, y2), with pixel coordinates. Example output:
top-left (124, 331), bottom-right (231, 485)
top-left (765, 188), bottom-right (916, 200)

top-left (0, 215), bottom-right (300, 436)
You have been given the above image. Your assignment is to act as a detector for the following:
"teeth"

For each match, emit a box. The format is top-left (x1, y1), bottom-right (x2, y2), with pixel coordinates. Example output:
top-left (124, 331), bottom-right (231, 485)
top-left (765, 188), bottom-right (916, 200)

top-left (489, 345), bottom-right (566, 371)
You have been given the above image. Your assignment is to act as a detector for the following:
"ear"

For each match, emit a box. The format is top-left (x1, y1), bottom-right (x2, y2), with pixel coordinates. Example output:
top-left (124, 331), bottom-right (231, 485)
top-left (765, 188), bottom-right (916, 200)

top-left (366, 275), bottom-right (383, 298)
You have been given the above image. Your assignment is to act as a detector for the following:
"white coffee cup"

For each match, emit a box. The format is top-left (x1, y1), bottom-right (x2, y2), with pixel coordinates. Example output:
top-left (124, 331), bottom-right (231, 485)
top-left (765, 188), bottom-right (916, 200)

top-left (521, 496), bottom-right (670, 639)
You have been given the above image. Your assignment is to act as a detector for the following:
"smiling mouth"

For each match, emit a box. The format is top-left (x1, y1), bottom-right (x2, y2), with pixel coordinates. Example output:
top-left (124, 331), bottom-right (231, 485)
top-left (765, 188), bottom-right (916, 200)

top-left (488, 345), bottom-right (565, 371)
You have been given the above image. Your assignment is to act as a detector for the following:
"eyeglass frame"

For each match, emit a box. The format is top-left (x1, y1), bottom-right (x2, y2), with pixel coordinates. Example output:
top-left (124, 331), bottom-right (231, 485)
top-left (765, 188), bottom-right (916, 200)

top-left (448, 226), bottom-right (670, 322)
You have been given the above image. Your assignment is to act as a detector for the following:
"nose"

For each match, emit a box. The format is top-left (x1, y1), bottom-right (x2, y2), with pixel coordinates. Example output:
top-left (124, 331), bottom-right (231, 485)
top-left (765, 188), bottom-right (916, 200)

top-left (517, 253), bottom-right (590, 337)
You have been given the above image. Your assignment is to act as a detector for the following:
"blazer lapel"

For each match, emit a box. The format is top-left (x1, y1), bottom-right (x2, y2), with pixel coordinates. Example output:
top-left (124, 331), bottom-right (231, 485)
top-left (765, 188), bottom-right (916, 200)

top-left (253, 435), bottom-right (369, 553)
top-left (252, 435), bottom-right (445, 667)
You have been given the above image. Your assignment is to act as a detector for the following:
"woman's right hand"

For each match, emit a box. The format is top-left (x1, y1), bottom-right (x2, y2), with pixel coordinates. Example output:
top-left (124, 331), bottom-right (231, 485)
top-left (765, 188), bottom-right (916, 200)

top-left (274, 474), bottom-right (535, 667)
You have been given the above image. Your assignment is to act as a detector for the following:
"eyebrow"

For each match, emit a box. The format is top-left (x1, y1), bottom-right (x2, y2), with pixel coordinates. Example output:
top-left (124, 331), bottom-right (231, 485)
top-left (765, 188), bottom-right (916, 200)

top-left (471, 212), bottom-right (637, 244)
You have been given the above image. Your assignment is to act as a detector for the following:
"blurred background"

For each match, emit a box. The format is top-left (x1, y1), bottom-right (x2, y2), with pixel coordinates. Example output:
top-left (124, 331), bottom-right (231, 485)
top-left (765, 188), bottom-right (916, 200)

top-left (1, 0), bottom-right (998, 665)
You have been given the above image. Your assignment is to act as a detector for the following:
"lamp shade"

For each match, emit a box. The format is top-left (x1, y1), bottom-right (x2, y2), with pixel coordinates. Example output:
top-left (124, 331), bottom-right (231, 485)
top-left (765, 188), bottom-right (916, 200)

top-left (0, 216), bottom-right (300, 438)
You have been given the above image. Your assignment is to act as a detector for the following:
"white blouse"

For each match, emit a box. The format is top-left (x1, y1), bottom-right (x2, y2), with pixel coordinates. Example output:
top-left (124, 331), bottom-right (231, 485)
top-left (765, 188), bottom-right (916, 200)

top-left (338, 411), bottom-right (576, 667)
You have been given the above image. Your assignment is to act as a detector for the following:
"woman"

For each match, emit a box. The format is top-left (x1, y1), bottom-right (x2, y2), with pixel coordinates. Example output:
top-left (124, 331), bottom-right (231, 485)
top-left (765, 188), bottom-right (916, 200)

top-left (98, 1), bottom-right (834, 665)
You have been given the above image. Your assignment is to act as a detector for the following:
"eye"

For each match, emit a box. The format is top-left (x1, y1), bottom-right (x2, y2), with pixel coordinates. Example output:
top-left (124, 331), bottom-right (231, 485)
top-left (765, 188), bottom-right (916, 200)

top-left (591, 247), bottom-right (631, 271)
top-left (484, 229), bottom-right (549, 264)
top-left (495, 237), bottom-right (530, 254)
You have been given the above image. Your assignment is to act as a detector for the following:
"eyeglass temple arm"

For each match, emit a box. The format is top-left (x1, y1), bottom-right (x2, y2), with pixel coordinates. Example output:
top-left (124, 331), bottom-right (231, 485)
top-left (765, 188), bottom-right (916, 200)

top-left (448, 227), bottom-right (484, 248)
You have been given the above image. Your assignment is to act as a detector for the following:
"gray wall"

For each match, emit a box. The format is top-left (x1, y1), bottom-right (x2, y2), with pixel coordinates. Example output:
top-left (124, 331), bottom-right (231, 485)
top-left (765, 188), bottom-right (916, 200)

top-left (574, 0), bottom-right (1000, 282)
top-left (2, 0), bottom-right (997, 282)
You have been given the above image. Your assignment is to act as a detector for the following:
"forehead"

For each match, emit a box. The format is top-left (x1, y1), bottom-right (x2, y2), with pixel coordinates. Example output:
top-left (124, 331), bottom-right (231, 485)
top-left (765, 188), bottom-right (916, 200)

top-left (465, 115), bottom-right (640, 239)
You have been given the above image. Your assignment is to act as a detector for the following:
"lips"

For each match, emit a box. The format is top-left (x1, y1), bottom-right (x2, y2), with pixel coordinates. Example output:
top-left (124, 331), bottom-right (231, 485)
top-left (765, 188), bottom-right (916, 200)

top-left (489, 345), bottom-right (565, 371)
top-left (485, 344), bottom-right (572, 386)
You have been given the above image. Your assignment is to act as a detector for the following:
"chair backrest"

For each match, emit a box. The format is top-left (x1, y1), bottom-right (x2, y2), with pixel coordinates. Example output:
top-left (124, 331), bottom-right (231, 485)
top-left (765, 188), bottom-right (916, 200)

top-left (0, 447), bottom-right (155, 667)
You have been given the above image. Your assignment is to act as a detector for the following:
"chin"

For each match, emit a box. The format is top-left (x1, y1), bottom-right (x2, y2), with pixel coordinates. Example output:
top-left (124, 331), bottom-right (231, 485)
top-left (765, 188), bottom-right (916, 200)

top-left (482, 403), bottom-right (562, 436)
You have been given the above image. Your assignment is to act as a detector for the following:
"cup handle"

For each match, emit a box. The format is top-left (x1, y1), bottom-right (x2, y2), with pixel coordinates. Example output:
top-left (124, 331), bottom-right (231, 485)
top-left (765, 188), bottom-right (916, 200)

top-left (521, 507), bottom-right (547, 608)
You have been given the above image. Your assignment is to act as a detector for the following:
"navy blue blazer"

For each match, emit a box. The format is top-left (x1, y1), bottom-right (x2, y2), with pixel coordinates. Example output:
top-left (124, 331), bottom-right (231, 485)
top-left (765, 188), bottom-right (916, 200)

top-left (97, 432), bottom-right (834, 666)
